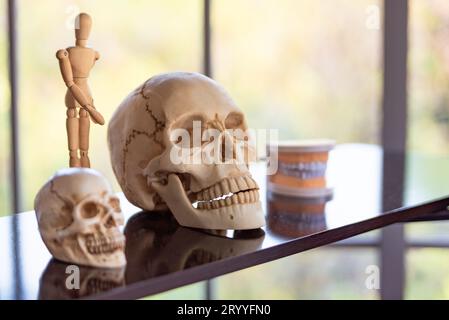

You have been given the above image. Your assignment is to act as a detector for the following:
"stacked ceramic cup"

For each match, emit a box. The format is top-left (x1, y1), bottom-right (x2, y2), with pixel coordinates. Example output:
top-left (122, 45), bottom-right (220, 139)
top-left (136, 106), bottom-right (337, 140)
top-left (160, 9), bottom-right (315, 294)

top-left (266, 139), bottom-right (335, 237)
top-left (267, 139), bottom-right (335, 198)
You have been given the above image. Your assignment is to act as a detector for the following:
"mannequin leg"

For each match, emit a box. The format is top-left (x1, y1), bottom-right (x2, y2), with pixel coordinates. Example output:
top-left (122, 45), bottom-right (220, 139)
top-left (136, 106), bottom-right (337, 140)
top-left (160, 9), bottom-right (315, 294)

top-left (79, 108), bottom-right (91, 168)
top-left (66, 107), bottom-right (81, 167)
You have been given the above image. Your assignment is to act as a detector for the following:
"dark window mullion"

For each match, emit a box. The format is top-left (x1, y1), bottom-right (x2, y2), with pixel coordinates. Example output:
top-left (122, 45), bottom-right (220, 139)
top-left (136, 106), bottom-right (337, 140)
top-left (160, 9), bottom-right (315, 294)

top-left (380, 0), bottom-right (408, 300)
top-left (7, 0), bottom-right (21, 214)
top-left (203, 0), bottom-right (212, 77)
top-left (202, 0), bottom-right (215, 300)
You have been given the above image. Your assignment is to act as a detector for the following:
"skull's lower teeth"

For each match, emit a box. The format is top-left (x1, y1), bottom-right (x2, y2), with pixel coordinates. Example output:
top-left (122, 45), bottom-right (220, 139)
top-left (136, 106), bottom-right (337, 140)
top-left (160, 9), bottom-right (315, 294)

top-left (85, 234), bottom-right (124, 255)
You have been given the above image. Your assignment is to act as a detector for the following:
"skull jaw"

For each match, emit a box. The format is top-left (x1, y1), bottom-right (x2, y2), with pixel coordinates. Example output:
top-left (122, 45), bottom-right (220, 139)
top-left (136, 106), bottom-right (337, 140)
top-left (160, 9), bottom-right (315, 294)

top-left (78, 235), bottom-right (127, 268)
top-left (152, 174), bottom-right (266, 230)
top-left (44, 235), bottom-right (126, 269)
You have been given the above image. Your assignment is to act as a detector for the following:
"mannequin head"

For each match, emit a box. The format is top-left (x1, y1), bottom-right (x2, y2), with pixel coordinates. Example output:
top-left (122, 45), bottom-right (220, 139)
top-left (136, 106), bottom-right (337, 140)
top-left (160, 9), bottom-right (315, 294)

top-left (75, 13), bottom-right (92, 46)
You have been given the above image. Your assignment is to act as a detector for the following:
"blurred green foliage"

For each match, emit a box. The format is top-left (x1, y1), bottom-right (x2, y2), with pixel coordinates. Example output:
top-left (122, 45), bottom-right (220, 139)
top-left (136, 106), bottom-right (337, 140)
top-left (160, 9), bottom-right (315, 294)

top-left (147, 246), bottom-right (449, 300)
top-left (1, 0), bottom-right (449, 299)
top-left (213, 0), bottom-right (381, 141)
top-left (1, 2), bottom-right (447, 210)
top-left (214, 247), bottom-right (379, 299)
top-left (9, 0), bottom-right (202, 213)
top-left (1, 0), bottom-right (383, 214)
top-left (409, 1), bottom-right (449, 155)
top-left (406, 248), bottom-right (449, 299)
top-left (147, 282), bottom-right (206, 300)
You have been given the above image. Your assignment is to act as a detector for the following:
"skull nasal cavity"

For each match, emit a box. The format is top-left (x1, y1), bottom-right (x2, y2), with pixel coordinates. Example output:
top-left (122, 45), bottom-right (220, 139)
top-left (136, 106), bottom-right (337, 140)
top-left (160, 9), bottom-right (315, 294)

top-left (81, 202), bottom-right (101, 218)
top-left (105, 216), bottom-right (116, 228)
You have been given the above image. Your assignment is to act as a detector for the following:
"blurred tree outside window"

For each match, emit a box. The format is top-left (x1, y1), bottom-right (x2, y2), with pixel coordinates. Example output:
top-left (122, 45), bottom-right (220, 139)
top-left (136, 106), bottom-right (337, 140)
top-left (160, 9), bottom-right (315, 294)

top-left (213, 0), bottom-right (382, 142)
top-left (1, 0), bottom-right (449, 300)
top-left (1, 0), bottom-right (384, 214)
top-left (406, 0), bottom-right (449, 236)
top-left (14, 0), bottom-right (202, 212)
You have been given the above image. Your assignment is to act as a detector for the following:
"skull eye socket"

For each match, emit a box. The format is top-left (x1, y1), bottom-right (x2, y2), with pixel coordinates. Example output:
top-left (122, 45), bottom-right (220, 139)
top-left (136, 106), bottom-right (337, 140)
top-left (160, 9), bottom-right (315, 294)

top-left (172, 114), bottom-right (207, 131)
top-left (108, 197), bottom-right (121, 212)
top-left (80, 201), bottom-right (104, 219)
top-left (170, 114), bottom-right (207, 148)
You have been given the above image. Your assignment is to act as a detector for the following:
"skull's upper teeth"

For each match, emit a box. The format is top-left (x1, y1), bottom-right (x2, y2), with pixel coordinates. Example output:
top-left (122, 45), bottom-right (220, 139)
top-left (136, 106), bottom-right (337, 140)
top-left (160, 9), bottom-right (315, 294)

top-left (196, 176), bottom-right (259, 202)
top-left (220, 180), bottom-right (230, 194)
top-left (85, 233), bottom-right (125, 255)
top-left (194, 176), bottom-right (260, 210)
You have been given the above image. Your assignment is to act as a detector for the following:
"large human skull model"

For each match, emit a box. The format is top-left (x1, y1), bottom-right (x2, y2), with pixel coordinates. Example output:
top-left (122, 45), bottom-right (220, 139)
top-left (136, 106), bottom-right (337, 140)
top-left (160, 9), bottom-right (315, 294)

top-left (34, 168), bottom-right (126, 268)
top-left (108, 72), bottom-right (265, 230)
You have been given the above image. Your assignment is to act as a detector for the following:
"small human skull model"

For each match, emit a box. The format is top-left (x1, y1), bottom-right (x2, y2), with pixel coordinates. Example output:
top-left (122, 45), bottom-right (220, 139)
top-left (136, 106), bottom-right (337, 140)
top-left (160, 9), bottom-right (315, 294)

top-left (108, 72), bottom-right (265, 230)
top-left (34, 168), bottom-right (126, 268)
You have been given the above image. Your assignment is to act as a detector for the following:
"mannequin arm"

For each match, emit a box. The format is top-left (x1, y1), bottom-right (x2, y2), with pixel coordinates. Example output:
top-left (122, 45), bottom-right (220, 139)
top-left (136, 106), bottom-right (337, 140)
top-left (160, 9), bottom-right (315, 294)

top-left (56, 49), bottom-right (105, 125)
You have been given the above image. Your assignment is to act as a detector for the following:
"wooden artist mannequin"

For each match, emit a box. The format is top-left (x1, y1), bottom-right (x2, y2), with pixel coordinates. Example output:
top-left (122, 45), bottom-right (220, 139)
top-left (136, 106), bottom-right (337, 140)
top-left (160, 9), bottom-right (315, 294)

top-left (56, 12), bottom-right (104, 168)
